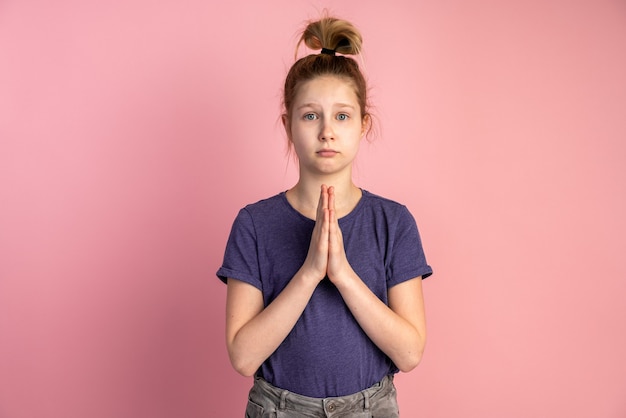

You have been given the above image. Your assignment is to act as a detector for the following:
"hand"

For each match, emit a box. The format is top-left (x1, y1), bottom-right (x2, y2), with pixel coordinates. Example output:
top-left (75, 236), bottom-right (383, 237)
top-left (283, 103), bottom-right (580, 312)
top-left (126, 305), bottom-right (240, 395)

top-left (300, 185), bottom-right (330, 282)
top-left (326, 186), bottom-right (355, 285)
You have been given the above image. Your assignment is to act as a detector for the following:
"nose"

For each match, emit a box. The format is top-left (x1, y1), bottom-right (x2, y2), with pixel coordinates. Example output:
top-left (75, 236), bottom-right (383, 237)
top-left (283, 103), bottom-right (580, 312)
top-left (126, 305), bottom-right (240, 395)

top-left (319, 118), bottom-right (335, 141)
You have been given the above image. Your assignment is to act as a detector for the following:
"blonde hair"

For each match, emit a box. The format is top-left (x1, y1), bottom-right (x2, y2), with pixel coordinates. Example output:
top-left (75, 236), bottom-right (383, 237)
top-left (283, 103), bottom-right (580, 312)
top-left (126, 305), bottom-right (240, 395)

top-left (283, 14), bottom-right (371, 137)
top-left (295, 16), bottom-right (363, 57)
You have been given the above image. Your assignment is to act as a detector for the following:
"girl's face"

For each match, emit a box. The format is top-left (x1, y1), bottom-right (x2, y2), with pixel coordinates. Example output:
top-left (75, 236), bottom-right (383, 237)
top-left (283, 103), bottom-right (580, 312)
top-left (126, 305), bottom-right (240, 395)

top-left (284, 75), bottom-right (369, 178)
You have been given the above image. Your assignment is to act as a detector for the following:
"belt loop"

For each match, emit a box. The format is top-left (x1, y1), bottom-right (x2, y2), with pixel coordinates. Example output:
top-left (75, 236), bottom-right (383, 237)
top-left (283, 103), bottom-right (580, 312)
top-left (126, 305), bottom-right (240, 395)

top-left (279, 390), bottom-right (288, 410)
top-left (363, 389), bottom-right (370, 410)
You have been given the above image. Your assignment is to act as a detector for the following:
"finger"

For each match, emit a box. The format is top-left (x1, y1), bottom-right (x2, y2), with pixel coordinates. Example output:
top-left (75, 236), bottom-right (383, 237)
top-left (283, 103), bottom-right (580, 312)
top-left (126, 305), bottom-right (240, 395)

top-left (328, 186), bottom-right (335, 213)
top-left (317, 184), bottom-right (329, 216)
top-left (327, 188), bottom-right (338, 245)
top-left (322, 188), bottom-right (330, 234)
top-left (322, 184), bottom-right (329, 210)
top-left (317, 185), bottom-right (330, 242)
top-left (315, 185), bottom-right (325, 222)
top-left (329, 206), bottom-right (344, 247)
top-left (324, 205), bottom-right (330, 233)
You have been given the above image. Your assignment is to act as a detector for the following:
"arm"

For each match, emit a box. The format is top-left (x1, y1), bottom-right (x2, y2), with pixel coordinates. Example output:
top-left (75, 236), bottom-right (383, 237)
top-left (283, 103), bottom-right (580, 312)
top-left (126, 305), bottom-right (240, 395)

top-left (332, 274), bottom-right (426, 372)
top-left (326, 188), bottom-right (427, 371)
top-left (225, 273), bottom-right (319, 376)
top-left (225, 187), bottom-right (332, 376)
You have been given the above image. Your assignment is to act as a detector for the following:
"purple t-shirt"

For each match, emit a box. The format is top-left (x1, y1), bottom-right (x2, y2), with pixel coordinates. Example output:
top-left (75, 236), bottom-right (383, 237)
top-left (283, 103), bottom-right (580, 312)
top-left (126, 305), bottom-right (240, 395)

top-left (216, 190), bottom-right (432, 397)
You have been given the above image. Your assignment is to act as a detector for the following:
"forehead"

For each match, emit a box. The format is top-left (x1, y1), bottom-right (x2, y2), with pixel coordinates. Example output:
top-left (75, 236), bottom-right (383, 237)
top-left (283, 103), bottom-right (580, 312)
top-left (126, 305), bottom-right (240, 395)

top-left (293, 75), bottom-right (359, 107)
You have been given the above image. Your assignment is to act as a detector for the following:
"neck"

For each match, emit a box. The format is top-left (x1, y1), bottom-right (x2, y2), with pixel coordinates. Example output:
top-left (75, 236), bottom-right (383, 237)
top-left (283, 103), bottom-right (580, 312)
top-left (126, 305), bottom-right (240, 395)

top-left (286, 174), bottom-right (361, 219)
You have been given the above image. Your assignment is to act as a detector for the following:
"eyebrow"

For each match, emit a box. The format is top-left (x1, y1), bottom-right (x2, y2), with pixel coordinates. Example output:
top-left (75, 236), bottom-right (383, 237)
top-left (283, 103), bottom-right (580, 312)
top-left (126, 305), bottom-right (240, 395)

top-left (296, 102), bottom-right (356, 110)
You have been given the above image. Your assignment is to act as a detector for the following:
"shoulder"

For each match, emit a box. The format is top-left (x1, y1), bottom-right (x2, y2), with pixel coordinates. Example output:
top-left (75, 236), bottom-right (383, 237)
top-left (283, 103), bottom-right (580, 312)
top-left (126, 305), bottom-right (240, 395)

top-left (360, 190), bottom-right (413, 218)
top-left (361, 189), bottom-right (405, 207)
top-left (224, 193), bottom-right (288, 248)
top-left (239, 192), bottom-right (287, 218)
top-left (232, 192), bottom-right (298, 235)
top-left (356, 190), bottom-right (421, 236)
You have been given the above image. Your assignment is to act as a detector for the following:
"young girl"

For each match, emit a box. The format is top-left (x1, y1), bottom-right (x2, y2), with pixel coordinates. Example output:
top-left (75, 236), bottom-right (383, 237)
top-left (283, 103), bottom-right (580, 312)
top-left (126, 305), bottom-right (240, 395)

top-left (217, 15), bottom-right (432, 417)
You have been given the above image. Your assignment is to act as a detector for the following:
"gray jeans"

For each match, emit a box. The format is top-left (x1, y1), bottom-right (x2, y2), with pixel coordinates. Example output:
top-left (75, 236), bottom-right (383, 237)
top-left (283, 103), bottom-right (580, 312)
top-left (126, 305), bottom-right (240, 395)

top-left (245, 375), bottom-right (400, 418)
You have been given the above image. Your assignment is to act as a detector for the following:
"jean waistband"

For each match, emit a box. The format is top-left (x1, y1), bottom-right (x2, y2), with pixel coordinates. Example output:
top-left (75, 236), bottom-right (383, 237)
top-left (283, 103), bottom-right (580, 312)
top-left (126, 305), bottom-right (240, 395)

top-left (252, 375), bottom-right (394, 412)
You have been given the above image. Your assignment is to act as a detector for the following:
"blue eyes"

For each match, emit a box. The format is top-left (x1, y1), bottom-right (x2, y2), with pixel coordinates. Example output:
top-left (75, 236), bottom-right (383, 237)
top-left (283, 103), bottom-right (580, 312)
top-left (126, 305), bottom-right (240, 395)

top-left (303, 113), bottom-right (349, 121)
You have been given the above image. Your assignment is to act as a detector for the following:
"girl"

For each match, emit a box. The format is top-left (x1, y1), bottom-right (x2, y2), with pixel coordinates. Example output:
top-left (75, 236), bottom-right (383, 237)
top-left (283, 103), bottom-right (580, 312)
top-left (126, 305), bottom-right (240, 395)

top-left (217, 15), bottom-right (432, 417)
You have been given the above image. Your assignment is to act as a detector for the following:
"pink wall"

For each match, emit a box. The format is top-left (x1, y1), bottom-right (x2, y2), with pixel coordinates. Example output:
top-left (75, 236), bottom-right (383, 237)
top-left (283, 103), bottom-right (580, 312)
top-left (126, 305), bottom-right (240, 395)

top-left (1, 1), bottom-right (625, 417)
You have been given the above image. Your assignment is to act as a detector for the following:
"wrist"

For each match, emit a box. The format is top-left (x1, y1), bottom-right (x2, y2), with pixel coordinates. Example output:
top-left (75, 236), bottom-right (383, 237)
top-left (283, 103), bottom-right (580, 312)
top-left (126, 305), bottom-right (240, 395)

top-left (296, 267), bottom-right (325, 287)
top-left (329, 268), bottom-right (358, 291)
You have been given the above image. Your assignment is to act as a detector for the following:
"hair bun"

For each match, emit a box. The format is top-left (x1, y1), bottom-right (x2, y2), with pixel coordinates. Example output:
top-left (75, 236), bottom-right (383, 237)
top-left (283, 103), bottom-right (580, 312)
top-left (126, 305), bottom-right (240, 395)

top-left (300, 16), bottom-right (363, 56)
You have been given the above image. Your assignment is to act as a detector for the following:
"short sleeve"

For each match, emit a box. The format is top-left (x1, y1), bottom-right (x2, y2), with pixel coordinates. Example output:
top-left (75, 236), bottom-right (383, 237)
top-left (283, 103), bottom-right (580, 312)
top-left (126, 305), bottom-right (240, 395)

top-left (216, 208), bottom-right (263, 290)
top-left (386, 206), bottom-right (433, 287)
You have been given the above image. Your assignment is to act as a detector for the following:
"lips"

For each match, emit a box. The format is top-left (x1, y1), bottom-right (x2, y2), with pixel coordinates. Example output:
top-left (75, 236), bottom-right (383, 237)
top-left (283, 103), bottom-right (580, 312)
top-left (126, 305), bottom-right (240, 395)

top-left (317, 149), bottom-right (338, 157)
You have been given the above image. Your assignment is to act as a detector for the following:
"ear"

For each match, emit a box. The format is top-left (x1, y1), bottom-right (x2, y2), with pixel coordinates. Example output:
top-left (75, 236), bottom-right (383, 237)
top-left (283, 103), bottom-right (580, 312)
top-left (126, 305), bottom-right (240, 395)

top-left (361, 114), bottom-right (371, 138)
top-left (282, 114), bottom-right (292, 141)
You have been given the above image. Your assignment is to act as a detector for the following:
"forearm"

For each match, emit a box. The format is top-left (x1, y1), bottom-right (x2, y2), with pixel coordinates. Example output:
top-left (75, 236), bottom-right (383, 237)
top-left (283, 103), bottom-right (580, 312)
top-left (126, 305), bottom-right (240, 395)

top-left (227, 270), bottom-right (320, 376)
top-left (334, 274), bottom-right (426, 372)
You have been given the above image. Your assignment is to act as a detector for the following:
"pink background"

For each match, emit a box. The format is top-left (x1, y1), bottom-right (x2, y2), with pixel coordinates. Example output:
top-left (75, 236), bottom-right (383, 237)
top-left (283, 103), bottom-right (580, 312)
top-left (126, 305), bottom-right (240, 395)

top-left (1, 1), bottom-right (625, 417)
